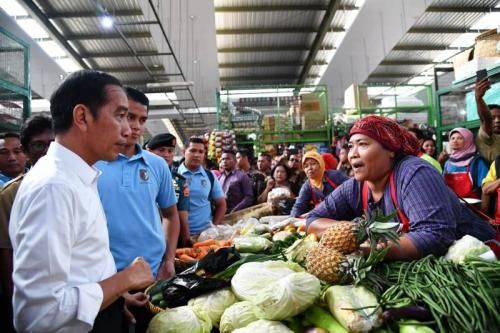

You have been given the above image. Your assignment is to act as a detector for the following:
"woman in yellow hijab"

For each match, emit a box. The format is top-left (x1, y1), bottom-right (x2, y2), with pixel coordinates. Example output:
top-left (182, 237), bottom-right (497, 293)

top-left (290, 151), bottom-right (349, 217)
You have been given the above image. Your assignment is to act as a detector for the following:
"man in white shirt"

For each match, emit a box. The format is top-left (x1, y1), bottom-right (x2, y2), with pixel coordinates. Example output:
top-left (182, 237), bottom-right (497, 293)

top-left (9, 70), bottom-right (154, 333)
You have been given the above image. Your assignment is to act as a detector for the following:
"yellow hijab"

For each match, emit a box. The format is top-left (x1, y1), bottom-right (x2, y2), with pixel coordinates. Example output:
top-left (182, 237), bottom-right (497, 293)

top-left (302, 151), bottom-right (325, 190)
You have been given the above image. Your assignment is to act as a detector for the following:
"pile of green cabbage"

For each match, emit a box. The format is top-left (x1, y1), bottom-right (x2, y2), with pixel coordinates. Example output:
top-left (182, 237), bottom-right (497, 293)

top-left (146, 305), bottom-right (212, 333)
top-left (231, 260), bottom-right (321, 320)
top-left (219, 301), bottom-right (259, 333)
top-left (188, 288), bottom-right (237, 327)
top-left (232, 319), bottom-right (293, 333)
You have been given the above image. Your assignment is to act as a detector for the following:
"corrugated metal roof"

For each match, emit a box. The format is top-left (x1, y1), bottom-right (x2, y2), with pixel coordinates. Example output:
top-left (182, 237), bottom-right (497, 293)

top-left (46, 0), bottom-right (139, 12)
top-left (216, 33), bottom-right (314, 49)
top-left (57, 17), bottom-right (150, 35)
top-left (218, 51), bottom-right (304, 63)
top-left (215, 0), bottom-right (328, 6)
top-left (368, 0), bottom-right (500, 84)
top-left (215, 11), bottom-right (322, 30)
top-left (219, 66), bottom-right (302, 77)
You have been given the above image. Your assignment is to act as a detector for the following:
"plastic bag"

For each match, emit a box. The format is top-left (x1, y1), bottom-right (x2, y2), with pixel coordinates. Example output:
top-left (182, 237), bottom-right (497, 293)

top-left (161, 273), bottom-right (230, 308)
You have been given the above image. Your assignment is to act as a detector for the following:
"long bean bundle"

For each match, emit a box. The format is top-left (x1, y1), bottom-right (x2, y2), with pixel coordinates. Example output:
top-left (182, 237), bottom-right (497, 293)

top-left (374, 256), bottom-right (500, 333)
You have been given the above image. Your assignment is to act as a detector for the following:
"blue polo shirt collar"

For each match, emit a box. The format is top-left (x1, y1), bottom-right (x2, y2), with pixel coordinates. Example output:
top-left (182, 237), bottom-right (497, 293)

top-left (178, 163), bottom-right (204, 175)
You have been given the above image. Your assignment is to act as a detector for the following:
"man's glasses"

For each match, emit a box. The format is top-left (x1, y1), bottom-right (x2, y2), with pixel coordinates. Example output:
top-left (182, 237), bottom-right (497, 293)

top-left (290, 158), bottom-right (300, 162)
top-left (29, 140), bottom-right (54, 152)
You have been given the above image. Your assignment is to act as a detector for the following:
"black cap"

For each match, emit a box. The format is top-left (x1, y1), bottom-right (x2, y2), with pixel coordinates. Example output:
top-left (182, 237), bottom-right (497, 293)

top-left (147, 133), bottom-right (177, 149)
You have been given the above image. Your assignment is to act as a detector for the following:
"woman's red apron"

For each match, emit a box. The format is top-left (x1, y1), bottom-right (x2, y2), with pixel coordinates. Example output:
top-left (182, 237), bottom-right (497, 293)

top-left (310, 176), bottom-right (337, 207)
top-left (361, 171), bottom-right (410, 233)
top-left (444, 165), bottom-right (479, 199)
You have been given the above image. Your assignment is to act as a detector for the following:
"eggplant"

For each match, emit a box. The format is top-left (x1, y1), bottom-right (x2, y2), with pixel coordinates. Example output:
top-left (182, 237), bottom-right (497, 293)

top-left (382, 305), bottom-right (432, 322)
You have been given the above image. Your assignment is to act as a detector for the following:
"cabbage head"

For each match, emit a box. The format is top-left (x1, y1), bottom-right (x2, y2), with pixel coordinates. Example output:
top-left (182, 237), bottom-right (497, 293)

top-left (233, 319), bottom-right (293, 333)
top-left (253, 272), bottom-right (321, 320)
top-left (219, 301), bottom-right (259, 333)
top-left (146, 305), bottom-right (212, 333)
top-left (445, 235), bottom-right (490, 263)
top-left (231, 260), bottom-right (302, 301)
top-left (188, 288), bottom-right (237, 327)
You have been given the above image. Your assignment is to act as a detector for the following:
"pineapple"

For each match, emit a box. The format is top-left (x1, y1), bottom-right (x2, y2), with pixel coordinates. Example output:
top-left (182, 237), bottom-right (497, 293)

top-left (319, 210), bottom-right (400, 255)
top-left (306, 209), bottom-right (400, 285)
top-left (305, 246), bottom-right (346, 284)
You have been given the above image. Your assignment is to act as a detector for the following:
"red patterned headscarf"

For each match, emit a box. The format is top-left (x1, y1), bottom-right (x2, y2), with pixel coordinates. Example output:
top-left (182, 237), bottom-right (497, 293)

top-left (349, 116), bottom-right (420, 156)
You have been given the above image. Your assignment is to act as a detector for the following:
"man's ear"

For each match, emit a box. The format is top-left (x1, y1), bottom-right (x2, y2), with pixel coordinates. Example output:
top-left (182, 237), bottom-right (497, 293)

top-left (73, 104), bottom-right (90, 132)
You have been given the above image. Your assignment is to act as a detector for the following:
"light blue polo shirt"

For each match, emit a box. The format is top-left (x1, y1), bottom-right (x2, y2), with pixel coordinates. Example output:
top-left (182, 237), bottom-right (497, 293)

top-left (96, 145), bottom-right (177, 275)
top-left (177, 163), bottom-right (224, 235)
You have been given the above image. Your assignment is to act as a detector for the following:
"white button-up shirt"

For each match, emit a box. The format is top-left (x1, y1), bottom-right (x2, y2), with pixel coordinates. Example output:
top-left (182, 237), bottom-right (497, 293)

top-left (9, 142), bottom-right (116, 333)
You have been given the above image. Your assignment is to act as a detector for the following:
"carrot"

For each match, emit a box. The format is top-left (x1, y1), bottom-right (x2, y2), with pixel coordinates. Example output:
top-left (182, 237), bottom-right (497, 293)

top-left (192, 239), bottom-right (217, 248)
top-left (179, 254), bottom-right (196, 261)
top-left (176, 248), bottom-right (194, 256)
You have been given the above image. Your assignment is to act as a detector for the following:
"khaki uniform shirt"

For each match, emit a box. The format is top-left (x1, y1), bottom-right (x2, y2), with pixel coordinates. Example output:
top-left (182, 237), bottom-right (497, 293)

top-left (476, 127), bottom-right (500, 164)
top-left (0, 175), bottom-right (24, 249)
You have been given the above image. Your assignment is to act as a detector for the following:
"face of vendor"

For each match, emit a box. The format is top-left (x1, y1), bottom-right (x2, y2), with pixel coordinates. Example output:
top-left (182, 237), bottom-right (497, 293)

top-left (422, 139), bottom-right (436, 157)
top-left (303, 158), bottom-right (321, 180)
top-left (449, 132), bottom-right (465, 151)
top-left (491, 107), bottom-right (500, 134)
top-left (348, 134), bottom-right (394, 182)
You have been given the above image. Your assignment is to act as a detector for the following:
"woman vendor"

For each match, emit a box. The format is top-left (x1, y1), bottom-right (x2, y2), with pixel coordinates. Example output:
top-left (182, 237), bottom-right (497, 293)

top-left (257, 163), bottom-right (295, 204)
top-left (291, 151), bottom-right (348, 217)
top-left (307, 116), bottom-right (496, 261)
top-left (442, 127), bottom-right (488, 199)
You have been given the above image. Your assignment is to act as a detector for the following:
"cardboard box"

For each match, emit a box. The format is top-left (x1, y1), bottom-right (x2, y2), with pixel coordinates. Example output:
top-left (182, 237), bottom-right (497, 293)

top-left (301, 112), bottom-right (326, 130)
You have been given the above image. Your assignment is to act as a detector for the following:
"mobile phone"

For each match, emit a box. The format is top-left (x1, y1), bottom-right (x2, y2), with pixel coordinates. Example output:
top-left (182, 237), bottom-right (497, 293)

top-left (476, 69), bottom-right (488, 81)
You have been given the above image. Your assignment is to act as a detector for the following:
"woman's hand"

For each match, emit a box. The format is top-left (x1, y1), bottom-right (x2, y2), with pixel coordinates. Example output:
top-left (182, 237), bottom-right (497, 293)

top-left (266, 177), bottom-right (275, 190)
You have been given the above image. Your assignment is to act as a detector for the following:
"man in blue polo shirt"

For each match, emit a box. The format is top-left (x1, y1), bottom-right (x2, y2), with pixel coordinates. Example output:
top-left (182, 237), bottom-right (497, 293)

top-left (177, 137), bottom-right (226, 238)
top-left (95, 88), bottom-right (179, 332)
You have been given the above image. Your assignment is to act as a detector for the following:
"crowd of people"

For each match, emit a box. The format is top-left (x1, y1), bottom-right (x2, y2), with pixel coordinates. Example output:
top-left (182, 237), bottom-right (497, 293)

top-left (0, 70), bottom-right (498, 332)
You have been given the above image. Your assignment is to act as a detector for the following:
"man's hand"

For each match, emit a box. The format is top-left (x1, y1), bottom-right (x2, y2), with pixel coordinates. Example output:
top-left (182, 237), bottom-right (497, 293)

top-left (157, 260), bottom-right (175, 280)
top-left (124, 257), bottom-right (154, 290)
top-left (123, 292), bottom-right (149, 324)
top-left (475, 78), bottom-right (491, 100)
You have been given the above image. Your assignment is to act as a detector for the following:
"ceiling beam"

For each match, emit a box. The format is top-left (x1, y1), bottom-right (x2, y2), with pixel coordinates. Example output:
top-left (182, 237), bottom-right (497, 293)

top-left (219, 61), bottom-right (304, 68)
top-left (21, 0), bottom-right (89, 69)
top-left (45, 9), bottom-right (143, 19)
top-left (380, 60), bottom-right (432, 65)
top-left (220, 75), bottom-right (299, 82)
top-left (98, 66), bottom-right (165, 73)
top-left (393, 45), bottom-right (462, 51)
top-left (66, 32), bottom-right (151, 40)
top-left (216, 27), bottom-right (323, 34)
top-left (299, 0), bottom-right (341, 84)
top-left (426, 6), bottom-right (500, 13)
top-left (217, 45), bottom-right (335, 53)
top-left (81, 51), bottom-right (172, 58)
top-left (408, 27), bottom-right (491, 34)
top-left (215, 5), bottom-right (328, 12)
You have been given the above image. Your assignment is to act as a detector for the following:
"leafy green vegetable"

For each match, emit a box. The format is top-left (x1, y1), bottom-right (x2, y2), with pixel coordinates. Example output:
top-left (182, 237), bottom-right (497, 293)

top-left (188, 288), bottom-right (237, 327)
top-left (233, 319), bottom-right (293, 332)
top-left (146, 305), bottom-right (212, 333)
top-left (219, 301), bottom-right (259, 333)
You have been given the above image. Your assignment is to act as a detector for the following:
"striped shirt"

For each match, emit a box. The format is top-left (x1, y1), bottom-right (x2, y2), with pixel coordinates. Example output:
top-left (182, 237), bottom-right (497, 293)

top-left (307, 155), bottom-right (496, 256)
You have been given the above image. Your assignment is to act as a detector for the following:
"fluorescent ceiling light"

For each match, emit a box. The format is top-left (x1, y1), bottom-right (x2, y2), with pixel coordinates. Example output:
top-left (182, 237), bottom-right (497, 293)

top-left (38, 40), bottom-right (66, 58)
top-left (166, 92), bottom-right (177, 100)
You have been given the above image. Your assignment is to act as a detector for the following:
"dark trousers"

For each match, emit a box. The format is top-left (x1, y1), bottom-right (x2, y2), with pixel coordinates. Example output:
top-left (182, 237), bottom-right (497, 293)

top-left (120, 304), bottom-right (154, 333)
top-left (90, 298), bottom-right (124, 333)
